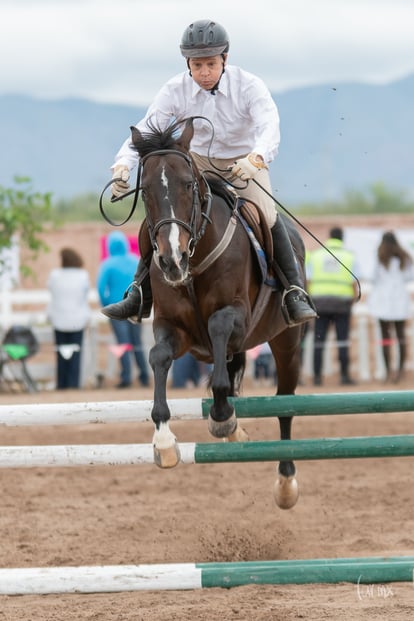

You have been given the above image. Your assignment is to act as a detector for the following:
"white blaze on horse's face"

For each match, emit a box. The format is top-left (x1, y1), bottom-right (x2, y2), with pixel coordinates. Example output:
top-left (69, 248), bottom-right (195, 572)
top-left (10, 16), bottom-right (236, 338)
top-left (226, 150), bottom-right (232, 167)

top-left (153, 164), bottom-right (190, 284)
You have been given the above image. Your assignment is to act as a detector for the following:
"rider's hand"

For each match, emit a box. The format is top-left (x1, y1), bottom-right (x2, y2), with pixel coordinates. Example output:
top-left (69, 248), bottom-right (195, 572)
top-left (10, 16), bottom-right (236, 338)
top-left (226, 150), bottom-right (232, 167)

top-left (111, 165), bottom-right (130, 198)
top-left (230, 153), bottom-right (268, 181)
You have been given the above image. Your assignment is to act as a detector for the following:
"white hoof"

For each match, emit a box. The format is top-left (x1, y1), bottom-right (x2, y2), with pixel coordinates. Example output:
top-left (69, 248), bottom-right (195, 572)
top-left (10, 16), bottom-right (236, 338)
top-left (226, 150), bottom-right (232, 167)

top-left (153, 442), bottom-right (181, 469)
top-left (153, 423), bottom-right (180, 468)
top-left (274, 474), bottom-right (299, 509)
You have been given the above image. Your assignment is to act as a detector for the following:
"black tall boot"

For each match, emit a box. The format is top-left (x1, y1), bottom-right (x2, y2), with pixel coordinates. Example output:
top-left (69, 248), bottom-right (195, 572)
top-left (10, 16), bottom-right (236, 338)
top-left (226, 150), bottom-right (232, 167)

top-left (271, 217), bottom-right (317, 327)
top-left (101, 257), bottom-right (153, 323)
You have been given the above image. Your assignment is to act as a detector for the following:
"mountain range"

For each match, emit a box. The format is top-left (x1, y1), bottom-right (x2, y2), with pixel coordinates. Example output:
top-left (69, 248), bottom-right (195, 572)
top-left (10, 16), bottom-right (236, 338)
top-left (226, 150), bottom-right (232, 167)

top-left (2, 73), bottom-right (413, 204)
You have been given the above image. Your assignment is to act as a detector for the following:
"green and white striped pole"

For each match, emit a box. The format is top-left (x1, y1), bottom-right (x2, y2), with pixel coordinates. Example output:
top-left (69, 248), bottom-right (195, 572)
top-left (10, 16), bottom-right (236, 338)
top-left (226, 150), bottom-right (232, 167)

top-left (0, 434), bottom-right (413, 468)
top-left (0, 556), bottom-right (413, 594)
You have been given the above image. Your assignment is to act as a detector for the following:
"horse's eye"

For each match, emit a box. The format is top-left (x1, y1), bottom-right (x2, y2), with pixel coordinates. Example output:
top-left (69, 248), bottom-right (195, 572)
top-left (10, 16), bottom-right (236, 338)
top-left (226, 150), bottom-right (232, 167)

top-left (186, 182), bottom-right (193, 192)
top-left (141, 188), bottom-right (147, 200)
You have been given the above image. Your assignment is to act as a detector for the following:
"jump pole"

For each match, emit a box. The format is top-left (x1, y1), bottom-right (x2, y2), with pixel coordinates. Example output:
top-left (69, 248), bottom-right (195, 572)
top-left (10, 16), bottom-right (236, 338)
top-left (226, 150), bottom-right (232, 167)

top-left (0, 556), bottom-right (413, 594)
top-left (1, 390), bottom-right (414, 427)
top-left (0, 434), bottom-right (413, 468)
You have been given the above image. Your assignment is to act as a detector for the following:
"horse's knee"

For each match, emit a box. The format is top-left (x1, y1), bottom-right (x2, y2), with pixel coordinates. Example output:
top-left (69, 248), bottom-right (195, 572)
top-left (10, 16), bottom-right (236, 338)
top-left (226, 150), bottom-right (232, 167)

top-left (149, 343), bottom-right (173, 371)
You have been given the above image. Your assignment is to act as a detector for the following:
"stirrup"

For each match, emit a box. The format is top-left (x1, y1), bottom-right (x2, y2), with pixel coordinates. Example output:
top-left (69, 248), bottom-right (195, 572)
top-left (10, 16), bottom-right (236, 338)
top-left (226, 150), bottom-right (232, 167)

top-left (281, 285), bottom-right (317, 327)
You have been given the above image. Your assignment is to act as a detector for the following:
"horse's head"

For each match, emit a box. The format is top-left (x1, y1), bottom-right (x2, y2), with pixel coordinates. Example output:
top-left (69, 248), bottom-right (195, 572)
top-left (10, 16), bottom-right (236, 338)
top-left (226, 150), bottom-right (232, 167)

top-left (131, 119), bottom-right (203, 286)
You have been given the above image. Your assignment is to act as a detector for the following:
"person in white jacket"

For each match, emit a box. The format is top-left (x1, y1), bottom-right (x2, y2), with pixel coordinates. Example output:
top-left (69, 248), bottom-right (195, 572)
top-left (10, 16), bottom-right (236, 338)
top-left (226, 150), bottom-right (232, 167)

top-left (101, 19), bottom-right (316, 328)
top-left (47, 248), bottom-right (90, 389)
top-left (368, 231), bottom-right (414, 383)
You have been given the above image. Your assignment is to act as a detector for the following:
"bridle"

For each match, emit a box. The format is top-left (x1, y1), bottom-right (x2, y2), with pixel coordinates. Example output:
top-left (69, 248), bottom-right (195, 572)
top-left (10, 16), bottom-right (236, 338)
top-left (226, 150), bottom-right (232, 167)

top-left (139, 149), bottom-right (212, 257)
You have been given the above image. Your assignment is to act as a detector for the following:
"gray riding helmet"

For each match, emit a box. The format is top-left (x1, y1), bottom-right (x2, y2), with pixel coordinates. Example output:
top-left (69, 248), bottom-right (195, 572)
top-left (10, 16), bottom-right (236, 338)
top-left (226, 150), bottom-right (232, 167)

top-left (180, 20), bottom-right (230, 58)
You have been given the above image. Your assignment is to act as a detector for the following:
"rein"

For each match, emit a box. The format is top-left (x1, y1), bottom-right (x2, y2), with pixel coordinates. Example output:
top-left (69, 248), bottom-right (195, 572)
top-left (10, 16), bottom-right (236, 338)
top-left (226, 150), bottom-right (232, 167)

top-left (139, 149), bottom-right (212, 256)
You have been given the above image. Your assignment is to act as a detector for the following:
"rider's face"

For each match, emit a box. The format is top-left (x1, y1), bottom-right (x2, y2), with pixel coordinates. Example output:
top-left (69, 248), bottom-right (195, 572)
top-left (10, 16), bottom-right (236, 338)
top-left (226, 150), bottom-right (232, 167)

top-left (188, 55), bottom-right (226, 91)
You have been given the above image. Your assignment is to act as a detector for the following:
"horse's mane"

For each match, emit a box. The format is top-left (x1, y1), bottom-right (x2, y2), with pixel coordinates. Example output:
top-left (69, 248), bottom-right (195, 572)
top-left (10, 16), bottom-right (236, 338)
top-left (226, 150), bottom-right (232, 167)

top-left (133, 119), bottom-right (184, 158)
top-left (134, 118), bottom-right (235, 208)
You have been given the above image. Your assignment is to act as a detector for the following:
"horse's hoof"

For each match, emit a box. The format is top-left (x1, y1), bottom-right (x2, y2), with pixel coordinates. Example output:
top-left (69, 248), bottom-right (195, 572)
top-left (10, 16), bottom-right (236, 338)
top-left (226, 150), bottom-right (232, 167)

top-left (153, 443), bottom-right (181, 469)
top-left (227, 424), bottom-right (249, 442)
top-left (208, 411), bottom-right (237, 438)
top-left (273, 474), bottom-right (299, 509)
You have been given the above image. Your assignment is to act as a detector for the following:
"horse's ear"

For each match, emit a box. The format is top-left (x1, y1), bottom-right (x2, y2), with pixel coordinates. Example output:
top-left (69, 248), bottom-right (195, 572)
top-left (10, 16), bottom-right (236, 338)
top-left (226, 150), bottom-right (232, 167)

top-left (177, 118), bottom-right (194, 150)
top-left (130, 125), bottom-right (142, 148)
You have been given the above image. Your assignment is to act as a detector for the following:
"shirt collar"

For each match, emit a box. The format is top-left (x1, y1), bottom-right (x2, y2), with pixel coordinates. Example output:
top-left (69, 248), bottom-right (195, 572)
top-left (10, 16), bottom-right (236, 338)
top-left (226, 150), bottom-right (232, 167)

top-left (191, 70), bottom-right (229, 98)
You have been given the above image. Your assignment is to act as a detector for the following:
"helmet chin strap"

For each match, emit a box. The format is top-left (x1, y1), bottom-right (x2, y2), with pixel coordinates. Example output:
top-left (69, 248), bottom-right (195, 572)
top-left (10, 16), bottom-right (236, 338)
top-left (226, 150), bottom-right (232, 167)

top-left (210, 66), bottom-right (225, 96)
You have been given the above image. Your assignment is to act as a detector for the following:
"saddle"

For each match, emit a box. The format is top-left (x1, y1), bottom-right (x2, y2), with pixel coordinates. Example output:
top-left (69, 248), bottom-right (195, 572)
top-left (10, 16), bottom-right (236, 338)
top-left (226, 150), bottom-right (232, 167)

top-left (238, 200), bottom-right (273, 262)
top-left (206, 178), bottom-right (275, 284)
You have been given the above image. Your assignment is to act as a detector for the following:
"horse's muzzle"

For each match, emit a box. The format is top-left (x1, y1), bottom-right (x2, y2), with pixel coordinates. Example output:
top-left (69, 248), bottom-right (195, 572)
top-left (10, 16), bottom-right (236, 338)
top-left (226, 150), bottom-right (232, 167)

top-left (156, 252), bottom-right (190, 285)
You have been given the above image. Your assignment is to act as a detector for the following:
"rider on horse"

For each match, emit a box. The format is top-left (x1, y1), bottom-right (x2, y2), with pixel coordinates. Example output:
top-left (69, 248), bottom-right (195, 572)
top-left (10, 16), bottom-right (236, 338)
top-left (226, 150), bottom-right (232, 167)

top-left (102, 19), bottom-right (316, 327)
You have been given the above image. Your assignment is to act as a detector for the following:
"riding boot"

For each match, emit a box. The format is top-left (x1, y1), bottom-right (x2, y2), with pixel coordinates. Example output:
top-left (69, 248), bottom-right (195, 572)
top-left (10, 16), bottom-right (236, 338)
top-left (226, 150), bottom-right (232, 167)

top-left (101, 255), bottom-right (153, 323)
top-left (270, 217), bottom-right (317, 327)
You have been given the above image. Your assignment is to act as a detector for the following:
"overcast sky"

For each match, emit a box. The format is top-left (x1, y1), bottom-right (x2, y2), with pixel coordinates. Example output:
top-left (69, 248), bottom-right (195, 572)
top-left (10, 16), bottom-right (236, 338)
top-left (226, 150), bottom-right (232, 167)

top-left (2, 0), bottom-right (414, 107)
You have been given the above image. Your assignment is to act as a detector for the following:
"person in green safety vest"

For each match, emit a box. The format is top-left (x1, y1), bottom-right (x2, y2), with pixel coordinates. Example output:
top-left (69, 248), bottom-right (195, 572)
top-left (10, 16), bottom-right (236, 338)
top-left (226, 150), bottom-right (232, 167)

top-left (306, 227), bottom-right (360, 386)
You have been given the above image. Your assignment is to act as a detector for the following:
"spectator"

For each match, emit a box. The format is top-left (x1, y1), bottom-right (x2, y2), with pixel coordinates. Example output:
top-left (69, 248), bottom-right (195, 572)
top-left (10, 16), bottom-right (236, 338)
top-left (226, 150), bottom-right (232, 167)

top-left (252, 343), bottom-right (277, 384)
top-left (306, 227), bottom-right (359, 386)
top-left (97, 231), bottom-right (149, 388)
top-left (171, 352), bottom-right (213, 389)
top-left (367, 231), bottom-right (414, 383)
top-left (47, 248), bottom-right (90, 389)
top-left (171, 353), bottom-right (201, 389)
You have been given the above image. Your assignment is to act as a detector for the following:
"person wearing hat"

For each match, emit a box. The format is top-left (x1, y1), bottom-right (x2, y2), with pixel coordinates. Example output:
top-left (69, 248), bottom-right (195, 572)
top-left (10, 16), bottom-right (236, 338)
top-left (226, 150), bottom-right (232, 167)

top-left (102, 19), bottom-right (316, 327)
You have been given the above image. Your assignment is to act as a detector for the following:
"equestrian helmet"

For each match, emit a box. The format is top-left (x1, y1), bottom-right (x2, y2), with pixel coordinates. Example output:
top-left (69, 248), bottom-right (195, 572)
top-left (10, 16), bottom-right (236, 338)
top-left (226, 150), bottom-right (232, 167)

top-left (180, 20), bottom-right (229, 58)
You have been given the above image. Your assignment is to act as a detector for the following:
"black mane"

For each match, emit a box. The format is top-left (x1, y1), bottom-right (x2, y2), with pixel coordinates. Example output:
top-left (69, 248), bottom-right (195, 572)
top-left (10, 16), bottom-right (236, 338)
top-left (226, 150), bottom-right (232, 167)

top-left (132, 118), bottom-right (234, 207)
top-left (132, 119), bottom-right (184, 158)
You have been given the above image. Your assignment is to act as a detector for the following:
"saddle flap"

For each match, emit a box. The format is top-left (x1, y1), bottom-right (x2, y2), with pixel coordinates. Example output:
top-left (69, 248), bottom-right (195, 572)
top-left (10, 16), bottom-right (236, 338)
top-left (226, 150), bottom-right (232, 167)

top-left (239, 200), bottom-right (273, 261)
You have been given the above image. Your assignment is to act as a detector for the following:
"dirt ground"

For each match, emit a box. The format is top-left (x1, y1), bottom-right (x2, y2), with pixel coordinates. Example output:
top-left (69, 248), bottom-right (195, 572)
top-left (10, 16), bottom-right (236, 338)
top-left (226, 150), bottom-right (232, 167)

top-left (0, 376), bottom-right (413, 620)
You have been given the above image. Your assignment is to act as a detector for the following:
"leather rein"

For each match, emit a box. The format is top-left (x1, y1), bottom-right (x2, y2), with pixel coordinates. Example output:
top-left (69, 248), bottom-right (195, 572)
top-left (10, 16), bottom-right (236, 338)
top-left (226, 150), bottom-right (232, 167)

top-left (140, 149), bottom-right (212, 258)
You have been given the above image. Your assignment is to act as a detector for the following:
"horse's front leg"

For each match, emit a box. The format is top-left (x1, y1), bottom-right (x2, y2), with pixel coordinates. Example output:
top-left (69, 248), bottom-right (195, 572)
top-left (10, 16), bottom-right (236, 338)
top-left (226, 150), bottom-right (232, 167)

top-left (207, 307), bottom-right (249, 442)
top-left (149, 328), bottom-right (180, 468)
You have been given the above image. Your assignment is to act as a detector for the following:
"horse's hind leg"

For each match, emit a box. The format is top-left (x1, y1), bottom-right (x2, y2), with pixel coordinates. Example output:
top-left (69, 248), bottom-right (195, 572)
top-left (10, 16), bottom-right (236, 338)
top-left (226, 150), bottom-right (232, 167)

top-left (224, 352), bottom-right (249, 442)
top-left (270, 330), bottom-right (302, 509)
top-left (207, 307), bottom-right (248, 441)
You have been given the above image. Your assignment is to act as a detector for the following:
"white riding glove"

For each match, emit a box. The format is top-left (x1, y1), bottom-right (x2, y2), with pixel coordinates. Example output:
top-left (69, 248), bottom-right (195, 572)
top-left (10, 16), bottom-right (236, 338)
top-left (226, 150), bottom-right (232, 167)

top-left (111, 165), bottom-right (130, 198)
top-left (230, 152), bottom-right (268, 181)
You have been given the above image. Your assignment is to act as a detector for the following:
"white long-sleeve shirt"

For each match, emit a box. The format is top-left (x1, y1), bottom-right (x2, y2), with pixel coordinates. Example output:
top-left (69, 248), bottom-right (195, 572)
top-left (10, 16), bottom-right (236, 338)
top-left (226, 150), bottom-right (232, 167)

top-left (47, 268), bottom-right (91, 332)
top-left (368, 257), bottom-right (414, 321)
top-left (112, 64), bottom-right (280, 171)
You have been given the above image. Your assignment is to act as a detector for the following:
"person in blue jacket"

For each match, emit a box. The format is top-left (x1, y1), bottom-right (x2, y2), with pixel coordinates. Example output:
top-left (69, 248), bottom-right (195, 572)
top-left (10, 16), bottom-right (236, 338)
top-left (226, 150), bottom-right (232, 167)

top-left (97, 231), bottom-right (149, 388)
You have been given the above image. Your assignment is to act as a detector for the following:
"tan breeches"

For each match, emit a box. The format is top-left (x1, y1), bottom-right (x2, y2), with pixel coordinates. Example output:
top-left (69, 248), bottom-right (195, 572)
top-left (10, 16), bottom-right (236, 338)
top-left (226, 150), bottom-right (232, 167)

top-left (190, 153), bottom-right (278, 228)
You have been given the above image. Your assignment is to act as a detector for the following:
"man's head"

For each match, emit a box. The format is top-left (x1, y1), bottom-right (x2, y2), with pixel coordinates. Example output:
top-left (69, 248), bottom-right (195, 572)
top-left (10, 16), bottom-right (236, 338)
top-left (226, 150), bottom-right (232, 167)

top-left (180, 20), bottom-right (229, 93)
top-left (330, 227), bottom-right (343, 241)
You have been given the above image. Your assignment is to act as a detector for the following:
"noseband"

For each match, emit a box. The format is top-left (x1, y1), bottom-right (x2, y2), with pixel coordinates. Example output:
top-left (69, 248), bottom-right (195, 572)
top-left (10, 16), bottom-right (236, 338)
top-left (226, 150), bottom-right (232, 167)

top-left (139, 149), bottom-right (212, 256)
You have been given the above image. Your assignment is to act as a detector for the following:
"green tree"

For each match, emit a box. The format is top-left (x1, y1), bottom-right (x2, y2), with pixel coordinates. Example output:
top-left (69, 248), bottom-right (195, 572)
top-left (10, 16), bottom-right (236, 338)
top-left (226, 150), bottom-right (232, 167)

top-left (0, 177), bottom-right (53, 279)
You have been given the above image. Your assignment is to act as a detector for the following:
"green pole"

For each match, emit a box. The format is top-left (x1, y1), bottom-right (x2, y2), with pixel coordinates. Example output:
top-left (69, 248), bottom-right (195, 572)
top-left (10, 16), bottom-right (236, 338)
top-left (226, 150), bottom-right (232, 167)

top-left (201, 391), bottom-right (414, 418)
top-left (198, 557), bottom-right (414, 587)
top-left (194, 434), bottom-right (414, 463)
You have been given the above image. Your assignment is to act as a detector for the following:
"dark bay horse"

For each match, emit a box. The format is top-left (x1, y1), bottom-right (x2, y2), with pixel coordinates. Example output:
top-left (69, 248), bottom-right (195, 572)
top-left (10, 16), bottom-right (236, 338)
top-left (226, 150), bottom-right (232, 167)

top-left (132, 118), bottom-right (306, 509)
